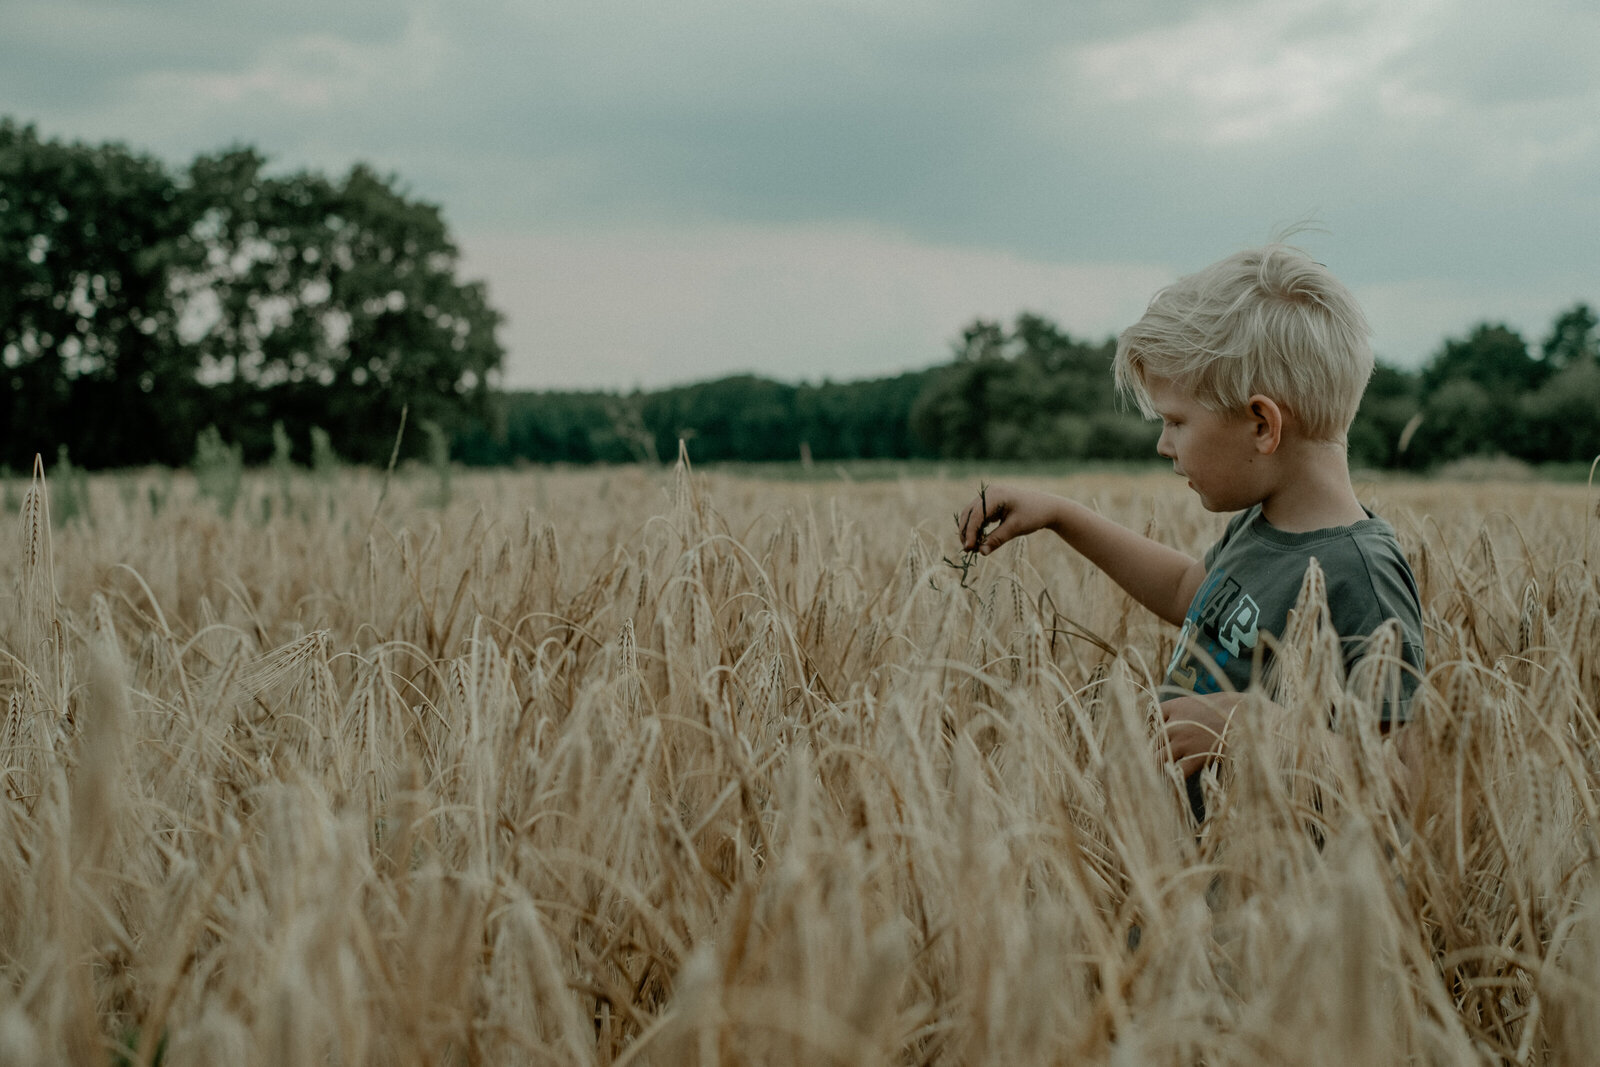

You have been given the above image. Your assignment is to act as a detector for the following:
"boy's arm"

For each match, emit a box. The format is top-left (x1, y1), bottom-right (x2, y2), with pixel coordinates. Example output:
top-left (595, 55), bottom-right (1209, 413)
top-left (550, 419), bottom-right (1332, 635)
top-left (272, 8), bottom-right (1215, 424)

top-left (958, 484), bottom-right (1207, 626)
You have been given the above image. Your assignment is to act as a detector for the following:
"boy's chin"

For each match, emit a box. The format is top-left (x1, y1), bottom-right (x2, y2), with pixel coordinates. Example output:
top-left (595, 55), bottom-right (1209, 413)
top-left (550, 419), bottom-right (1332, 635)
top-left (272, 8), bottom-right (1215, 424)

top-left (1192, 490), bottom-right (1239, 513)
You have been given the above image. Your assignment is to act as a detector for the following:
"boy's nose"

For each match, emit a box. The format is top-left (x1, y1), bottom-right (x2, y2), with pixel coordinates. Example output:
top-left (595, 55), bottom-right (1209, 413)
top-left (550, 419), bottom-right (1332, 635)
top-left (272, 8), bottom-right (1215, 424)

top-left (1156, 431), bottom-right (1175, 459)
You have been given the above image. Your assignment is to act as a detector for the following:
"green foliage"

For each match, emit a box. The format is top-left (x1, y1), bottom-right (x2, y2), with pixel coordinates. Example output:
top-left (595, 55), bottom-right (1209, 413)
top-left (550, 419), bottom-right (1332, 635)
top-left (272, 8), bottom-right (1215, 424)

top-left (0, 119), bottom-right (503, 470)
top-left (270, 420), bottom-right (296, 512)
top-left (147, 471), bottom-right (172, 517)
top-left (450, 300), bottom-right (1599, 472)
top-left (1404, 305), bottom-right (1600, 467)
top-left (1420, 323), bottom-right (1545, 395)
top-left (909, 320), bottom-right (1008, 459)
top-left (1348, 363), bottom-right (1422, 470)
top-left (1, 467), bottom-right (21, 515)
top-left (177, 150), bottom-right (503, 464)
top-left (113, 1024), bottom-right (167, 1066)
top-left (908, 315), bottom-right (1143, 461)
top-left (1517, 360), bottom-right (1600, 464)
top-left (902, 304), bottom-right (1597, 470)
top-left (5, 113), bottom-right (1591, 475)
top-left (1414, 378), bottom-right (1497, 461)
top-left (193, 425), bottom-right (243, 517)
top-left (1540, 303), bottom-right (1599, 370)
top-left (1, 120), bottom-right (196, 469)
top-left (310, 426), bottom-right (341, 479)
top-left (421, 418), bottom-right (452, 508)
top-left (458, 370), bottom-right (938, 466)
top-left (50, 445), bottom-right (91, 525)
top-left (270, 420), bottom-right (295, 469)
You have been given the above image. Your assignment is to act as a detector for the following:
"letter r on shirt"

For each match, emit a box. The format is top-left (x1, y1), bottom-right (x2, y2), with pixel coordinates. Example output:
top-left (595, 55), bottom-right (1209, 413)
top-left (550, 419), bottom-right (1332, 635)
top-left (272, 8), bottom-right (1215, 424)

top-left (1217, 594), bottom-right (1261, 657)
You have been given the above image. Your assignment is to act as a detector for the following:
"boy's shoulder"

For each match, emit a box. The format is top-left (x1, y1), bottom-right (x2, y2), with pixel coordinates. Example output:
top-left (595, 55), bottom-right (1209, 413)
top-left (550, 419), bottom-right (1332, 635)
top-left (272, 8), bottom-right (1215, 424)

top-left (1209, 504), bottom-right (1401, 550)
top-left (1204, 505), bottom-right (1414, 594)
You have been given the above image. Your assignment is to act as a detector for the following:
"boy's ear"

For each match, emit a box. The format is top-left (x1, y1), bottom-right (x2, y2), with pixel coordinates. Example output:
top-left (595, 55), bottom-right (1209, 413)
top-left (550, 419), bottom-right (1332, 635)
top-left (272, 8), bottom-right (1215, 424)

top-left (1246, 394), bottom-right (1283, 454)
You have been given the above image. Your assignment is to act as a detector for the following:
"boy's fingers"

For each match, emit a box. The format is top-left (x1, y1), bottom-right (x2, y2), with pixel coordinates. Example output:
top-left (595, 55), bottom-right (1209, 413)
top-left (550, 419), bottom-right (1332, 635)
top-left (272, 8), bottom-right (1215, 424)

top-left (1157, 721), bottom-right (1192, 762)
top-left (1159, 720), bottom-right (1222, 778)
top-left (959, 494), bottom-right (1001, 549)
top-left (978, 518), bottom-right (1013, 554)
top-left (957, 504), bottom-right (979, 548)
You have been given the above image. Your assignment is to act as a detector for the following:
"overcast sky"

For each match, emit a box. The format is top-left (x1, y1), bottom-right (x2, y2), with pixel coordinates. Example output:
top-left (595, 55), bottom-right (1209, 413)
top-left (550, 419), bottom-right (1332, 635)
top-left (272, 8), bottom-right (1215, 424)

top-left (6, 0), bottom-right (1597, 390)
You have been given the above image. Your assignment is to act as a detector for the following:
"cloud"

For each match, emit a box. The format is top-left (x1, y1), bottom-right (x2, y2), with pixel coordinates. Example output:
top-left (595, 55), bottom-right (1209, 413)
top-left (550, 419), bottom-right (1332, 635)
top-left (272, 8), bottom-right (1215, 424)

top-left (3, 0), bottom-right (411, 105)
top-left (460, 224), bottom-right (1172, 389)
top-left (1069, 0), bottom-right (1437, 145)
top-left (3, 0), bottom-right (1595, 389)
top-left (1357, 273), bottom-right (1595, 367)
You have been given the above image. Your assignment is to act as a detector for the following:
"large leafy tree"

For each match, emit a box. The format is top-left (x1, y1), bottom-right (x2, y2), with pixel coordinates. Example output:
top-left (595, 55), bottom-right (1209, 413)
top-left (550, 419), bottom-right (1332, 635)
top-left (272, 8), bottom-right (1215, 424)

top-left (1419, 322), bottom-right (1545, 395)
top-left (1540, 302), bottom-right (1599, 371)
top-left (1411, 323), bottom-right (1539, 461)
top-left (175, 149), bottom-right (503, 463)
top-left (0, 120), bottom-right (199, 468)
top-left (908, 320), bottom-right (1012, 460)
top-left (1347, 362), bottom-right (1421, 470)
top-left (1518, 302), bottom-right (1600, 463)
top-left (908, 315), bottom-right (1153, 461)
top-left (0, 122), bottom-right (503, 469)
top-left (1519, 361), bottom-right (1600, 463)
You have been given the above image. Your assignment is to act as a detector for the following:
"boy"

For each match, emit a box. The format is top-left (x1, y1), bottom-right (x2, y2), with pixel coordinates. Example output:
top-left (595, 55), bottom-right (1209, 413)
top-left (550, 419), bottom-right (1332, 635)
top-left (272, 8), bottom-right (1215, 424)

top-left (955, 242), bottom-right (1424, 820)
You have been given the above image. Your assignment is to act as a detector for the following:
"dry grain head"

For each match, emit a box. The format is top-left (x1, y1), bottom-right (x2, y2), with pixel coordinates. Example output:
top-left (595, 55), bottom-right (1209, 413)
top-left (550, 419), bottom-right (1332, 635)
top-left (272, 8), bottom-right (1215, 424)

top-left (88, 592), bottom-right (116, 650)
top-left (896, 531), bottom-right (930, 603)
top-left (670, 440), bottom-right (704, 538)
top-left (2, 687), bottom-right (24, 759)
top-left (1545, 885), bottom-right (1600, 1063)
top-left (18, 465), bottom-right (48, 583)
top-left (68, 641), bottom-right (131, 873)
top-left (0, 1005), bottom-right (43, 1067)
top-left (1097, 658), bottom-right (1193, 890)
top-left (618, 615), bottom-right (639, 678)
top-left (340, 651), bottom-right (411, 809)
top-left (1475, 523), bottom-right (1499, 592)
top-left (1268, 557), bottom-right (1346, 713)
top-left (1517, 579), bottom-right (1543, 655)
top-left (306, 646), bottom-right (340, 742)
top-left (1343, 619), bottom-right (1406, 724)
top-left (487, 890), bottom-right (592, 1065)
top-left (161, 1005), bottom-right (249, 1067)
top-left (236, 629), bottom-right (333, 704)
top-left (1249, 824), bottom-right (1406, 1065)
top-left (654, 940), bottom-right (724, 1065)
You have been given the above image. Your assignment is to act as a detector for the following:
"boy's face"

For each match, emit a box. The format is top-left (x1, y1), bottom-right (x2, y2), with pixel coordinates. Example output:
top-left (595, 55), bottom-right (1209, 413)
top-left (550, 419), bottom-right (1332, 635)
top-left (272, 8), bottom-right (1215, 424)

top-left (1147, 376), bottom-right (1269, 513)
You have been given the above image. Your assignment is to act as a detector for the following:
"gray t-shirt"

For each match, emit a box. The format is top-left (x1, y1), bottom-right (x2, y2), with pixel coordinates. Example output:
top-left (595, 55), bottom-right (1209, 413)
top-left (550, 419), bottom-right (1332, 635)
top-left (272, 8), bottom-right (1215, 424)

top-left (1162, 505), bottom-right (1424, 724)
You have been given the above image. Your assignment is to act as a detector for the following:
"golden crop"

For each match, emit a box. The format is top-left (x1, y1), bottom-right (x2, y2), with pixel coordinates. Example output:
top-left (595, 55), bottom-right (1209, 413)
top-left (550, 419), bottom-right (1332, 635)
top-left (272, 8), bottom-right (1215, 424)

top-left (1, 461), bottom-right (1597, 1065)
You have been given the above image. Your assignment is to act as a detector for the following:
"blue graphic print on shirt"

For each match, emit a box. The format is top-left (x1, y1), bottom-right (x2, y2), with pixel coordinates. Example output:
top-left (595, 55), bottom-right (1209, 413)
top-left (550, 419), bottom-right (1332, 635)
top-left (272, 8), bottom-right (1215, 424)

top-left (1165, 566), bottom-right (1262, 695)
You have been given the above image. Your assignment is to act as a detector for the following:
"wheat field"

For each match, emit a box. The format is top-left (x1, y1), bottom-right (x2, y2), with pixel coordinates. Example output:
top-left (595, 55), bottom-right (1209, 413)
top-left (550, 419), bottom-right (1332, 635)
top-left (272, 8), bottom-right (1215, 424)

top-left (1, 458), bottom-right (1597, 1065)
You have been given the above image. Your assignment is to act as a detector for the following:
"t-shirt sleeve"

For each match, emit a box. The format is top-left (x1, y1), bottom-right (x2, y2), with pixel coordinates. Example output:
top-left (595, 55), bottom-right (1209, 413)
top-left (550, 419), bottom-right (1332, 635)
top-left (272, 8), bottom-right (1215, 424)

top-left (1328, 540), bottom-right (1425, 724)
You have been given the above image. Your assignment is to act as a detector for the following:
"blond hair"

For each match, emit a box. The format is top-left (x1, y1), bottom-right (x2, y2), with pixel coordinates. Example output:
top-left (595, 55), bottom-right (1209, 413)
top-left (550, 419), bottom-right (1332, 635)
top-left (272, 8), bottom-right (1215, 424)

top-left (1113, 244), bottom-right (1373, 442)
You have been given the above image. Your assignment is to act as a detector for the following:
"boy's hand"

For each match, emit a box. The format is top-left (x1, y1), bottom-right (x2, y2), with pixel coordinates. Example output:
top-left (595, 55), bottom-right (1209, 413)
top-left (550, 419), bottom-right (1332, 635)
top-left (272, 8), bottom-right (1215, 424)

top-left (1158, 694), bottom-right (1238, 778)
top-left (956, 484), bottom-right (1065, 554)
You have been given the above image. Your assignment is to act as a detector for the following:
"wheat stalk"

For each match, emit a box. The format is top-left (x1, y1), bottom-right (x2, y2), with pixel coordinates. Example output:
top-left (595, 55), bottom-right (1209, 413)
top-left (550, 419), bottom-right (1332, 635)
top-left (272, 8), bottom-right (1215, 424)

top-left (0, 466), bottom-right (1592, 1064)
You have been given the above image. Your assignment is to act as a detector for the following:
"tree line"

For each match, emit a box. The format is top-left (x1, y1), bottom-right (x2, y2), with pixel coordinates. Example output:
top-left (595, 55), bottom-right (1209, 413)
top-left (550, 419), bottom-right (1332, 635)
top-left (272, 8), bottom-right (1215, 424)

top-left (459, 305), bottom-right (1600, 471)
top-left (453, 316), bottom-right (1165, 467)
top-left (6, 120), bottom-right (1597, 475)
top-left (1, 119), bottom-right (500, 471)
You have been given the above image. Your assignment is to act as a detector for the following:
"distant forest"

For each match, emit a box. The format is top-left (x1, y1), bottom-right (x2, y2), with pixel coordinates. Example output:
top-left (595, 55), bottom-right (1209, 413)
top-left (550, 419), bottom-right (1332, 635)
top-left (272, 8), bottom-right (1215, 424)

top-left (5, 119), bottom-right (1598, 475)
top-left (457, 305), bottom-right (1600, 472)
